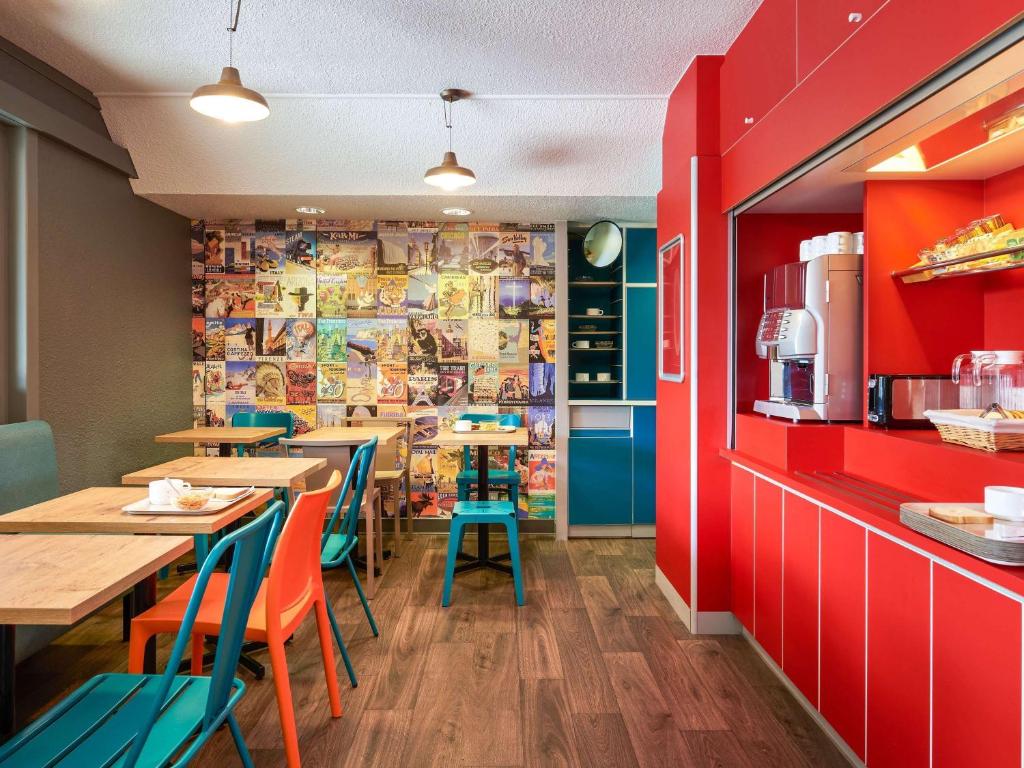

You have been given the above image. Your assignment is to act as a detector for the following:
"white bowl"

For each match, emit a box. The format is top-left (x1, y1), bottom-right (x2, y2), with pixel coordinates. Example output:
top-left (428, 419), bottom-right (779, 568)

top-left (985, 485), bottom-right (1024, 520)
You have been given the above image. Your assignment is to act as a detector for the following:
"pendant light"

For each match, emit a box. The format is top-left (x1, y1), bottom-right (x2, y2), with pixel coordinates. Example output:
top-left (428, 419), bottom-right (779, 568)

top-left (423, 89), bottom-right (477, 190)
top-left (190, 0), bottom-right (269, 123)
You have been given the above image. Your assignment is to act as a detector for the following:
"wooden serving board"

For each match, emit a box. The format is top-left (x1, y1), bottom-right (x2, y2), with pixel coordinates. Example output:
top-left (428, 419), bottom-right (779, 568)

top-left (900, 503), bottom-right (1024, 566)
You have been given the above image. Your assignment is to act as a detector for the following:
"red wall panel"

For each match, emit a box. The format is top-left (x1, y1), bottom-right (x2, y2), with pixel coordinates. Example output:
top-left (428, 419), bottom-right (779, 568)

top-left (782, 492), bottom-right (818, 706)
top-left (864, 180), bottom-right (985, 379)
top-left (796, 0), bottom-right (886, 82)
top-left (819, 510), bottom-right (866, 759)
top-left (866, 533), bottom-right (930, 768)
top-left (754, 479), bottom-right (783, 663)
top-left (933, 566), bottom-right (1021, 767)
top-left (722, 0), bottom-right (1024, 210)
top-left (983, 164), bottom-right (1024, 351)
top-left (730, 465), bottom-right (755, 632)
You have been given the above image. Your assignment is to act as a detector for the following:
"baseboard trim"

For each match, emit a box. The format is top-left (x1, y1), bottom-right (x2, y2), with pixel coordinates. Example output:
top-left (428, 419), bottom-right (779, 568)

top-left (741, 630), bottom-right (862, 768)
top-left (654, 567), bottom-right (742, 635)
top-left (654, 565), bottom-right (692, 631)
top-left (631, 524), bottom-right (655, 538)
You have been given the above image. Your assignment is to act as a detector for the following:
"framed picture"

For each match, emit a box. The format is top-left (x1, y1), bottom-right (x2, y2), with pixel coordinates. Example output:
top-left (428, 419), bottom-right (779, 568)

top-left (658, 235), bottom-right (684, 382)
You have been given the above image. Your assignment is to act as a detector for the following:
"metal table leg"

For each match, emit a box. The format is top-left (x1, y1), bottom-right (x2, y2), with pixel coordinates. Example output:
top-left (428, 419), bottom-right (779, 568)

top-left (132, 575), bottom-right (158, 674)
top-left (1, 625), bottom-right (14, 739)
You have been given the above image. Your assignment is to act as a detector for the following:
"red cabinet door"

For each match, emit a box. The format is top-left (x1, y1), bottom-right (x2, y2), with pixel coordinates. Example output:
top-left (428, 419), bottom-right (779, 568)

top-left (866, 534), bottom-right (930, 768)
top-left (796, 0), bottom-right (885, 81)
top-left (754, 479), bottom-right (783, 663)
top-left (782, 493), bottom-right (818, 706)
top-left (730, 465), bottom-right (755, 632)
top-left (933, 566), bottom-right (1021, 768)
top-left (820, 511), bottom-right (865, 758)
top-left (719, 0), bottom-right (797, 152)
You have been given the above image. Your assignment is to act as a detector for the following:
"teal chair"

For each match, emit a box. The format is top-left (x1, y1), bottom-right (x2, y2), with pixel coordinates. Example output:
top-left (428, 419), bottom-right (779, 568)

top-left (231, 411), bottom-right (295, 457)
top-left (0, 421), bottom-right (66, 662)
top-left (455, 413), bottom-right (521, 510)
top-left (321, 438), bottom-right (380, 650)
top-left (442, 500), bottom-right (524, 607)
top-left (0, 503), bottom-right (284, 768)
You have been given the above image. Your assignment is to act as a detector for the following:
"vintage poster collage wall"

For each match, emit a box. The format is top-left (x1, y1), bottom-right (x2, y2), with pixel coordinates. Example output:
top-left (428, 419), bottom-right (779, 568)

top-left (191, 219), bottom-right (557, 520)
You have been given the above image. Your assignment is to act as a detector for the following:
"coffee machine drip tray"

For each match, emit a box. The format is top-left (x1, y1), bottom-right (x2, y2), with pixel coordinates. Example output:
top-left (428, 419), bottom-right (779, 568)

top-left (754, 399), bottom-right (827, 422)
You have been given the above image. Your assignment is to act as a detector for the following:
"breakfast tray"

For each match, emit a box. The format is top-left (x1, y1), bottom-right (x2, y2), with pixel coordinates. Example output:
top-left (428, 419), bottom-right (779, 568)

top-left (923, 409), bottom-right (1024, 452)
top-left (900, 503), bottom-right (1024, 566)
top-left (122, 487), bottom-right (255, 516)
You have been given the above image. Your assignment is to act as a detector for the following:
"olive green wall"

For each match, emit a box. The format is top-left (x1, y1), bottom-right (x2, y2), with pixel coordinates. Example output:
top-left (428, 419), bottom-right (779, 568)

top-left (35, 136), bottom-right (190, 491)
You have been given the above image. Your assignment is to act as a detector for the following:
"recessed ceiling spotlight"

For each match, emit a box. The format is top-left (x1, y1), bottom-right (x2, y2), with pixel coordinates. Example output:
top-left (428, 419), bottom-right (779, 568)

top-left (441, 207), bottom-right (472, 216)
top-left (295, 206), bottom-right (326, 215)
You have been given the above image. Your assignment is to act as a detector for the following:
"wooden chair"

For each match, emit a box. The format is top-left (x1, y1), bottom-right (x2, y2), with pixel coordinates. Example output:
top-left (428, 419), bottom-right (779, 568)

top-left (129, 474), bottom-right (348, 768)
top-left (0, 504), bottom-right (282, 768)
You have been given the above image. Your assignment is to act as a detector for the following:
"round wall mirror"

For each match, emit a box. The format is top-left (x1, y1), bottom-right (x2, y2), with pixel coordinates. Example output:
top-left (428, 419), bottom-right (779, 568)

top-left (583, 221), bottom-right (623, 268)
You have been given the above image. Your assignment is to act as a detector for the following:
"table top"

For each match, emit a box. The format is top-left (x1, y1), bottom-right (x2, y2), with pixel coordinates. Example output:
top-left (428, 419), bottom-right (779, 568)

top-left (0, 534), bottom-right (192, 625)
top-left (0, 487), bottom-right (275, 535)
top-left (154, 426), bottom-right (286, 445)
top-left (425, 428), bottom-right (528, 447)
top-left (283, 425), bottom-right (404, 447)
top-left (122, 456), bottom-right (326, 487)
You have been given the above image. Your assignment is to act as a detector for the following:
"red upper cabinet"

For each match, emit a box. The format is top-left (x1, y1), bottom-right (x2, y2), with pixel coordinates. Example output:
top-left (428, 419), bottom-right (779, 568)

top-left (796, 0), bottom-right (885, 81)
top-left (719, 0), bottom-right (797, 153)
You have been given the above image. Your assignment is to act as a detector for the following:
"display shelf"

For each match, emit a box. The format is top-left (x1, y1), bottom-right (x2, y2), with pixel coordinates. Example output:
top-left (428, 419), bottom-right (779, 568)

top-left (892, 245), bottom-right (1024, 282)
top-left (569, 331), bottom-right (621, 335)
top-left (569, 281), bottom-right (619, 286)
top-left (568, 314), bottom-right (619, 319)
top-left (570, 380), bottom-right (622, 384)
top-left (570, 347), bottom-right (621, 352)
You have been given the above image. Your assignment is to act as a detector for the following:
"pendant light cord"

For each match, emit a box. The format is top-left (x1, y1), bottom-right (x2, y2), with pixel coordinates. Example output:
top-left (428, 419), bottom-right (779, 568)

top-left (227, 0), bottom-right (242, 67)
top-left (442, 97), bottom-right (453, 153)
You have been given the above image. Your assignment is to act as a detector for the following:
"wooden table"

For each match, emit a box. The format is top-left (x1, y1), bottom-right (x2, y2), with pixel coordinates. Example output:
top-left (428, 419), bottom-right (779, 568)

top-left (282, 426), bottom-right (404, 598)
top-left (0, 534), bottom-right (192, 736)
top-left (425, 428), bottom-right (528, 574)
top-left (0, 486), bottom-right (274, 536)
top-left (155, 426), bottom-right (286, 457)
top-left (121, 456), bottom-right (326, 489)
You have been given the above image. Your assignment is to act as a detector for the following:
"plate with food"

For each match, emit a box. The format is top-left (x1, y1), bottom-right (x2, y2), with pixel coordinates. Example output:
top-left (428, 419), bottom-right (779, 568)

top-left (452, 420), bottom-right (516, 433)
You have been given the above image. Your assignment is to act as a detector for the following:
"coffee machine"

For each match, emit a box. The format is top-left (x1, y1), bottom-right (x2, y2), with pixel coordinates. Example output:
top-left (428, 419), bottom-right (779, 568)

top-left (754, 253), bottom-right (862, 421)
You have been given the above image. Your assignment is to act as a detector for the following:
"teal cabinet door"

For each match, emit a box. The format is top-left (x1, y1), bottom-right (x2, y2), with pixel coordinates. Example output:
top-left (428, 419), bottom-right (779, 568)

top-left (625, 287), bottom-right (656, 401)
top-left (625, 228), bottom-right (657, 284)
top-left (632, 407), bottom-right (656, 525)
top-left (568, 433), bottom-right (633, 526)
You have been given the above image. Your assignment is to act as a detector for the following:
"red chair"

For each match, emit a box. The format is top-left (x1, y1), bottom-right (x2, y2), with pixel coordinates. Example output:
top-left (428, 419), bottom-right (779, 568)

top-left (129, 470), bottom-right (344, 768)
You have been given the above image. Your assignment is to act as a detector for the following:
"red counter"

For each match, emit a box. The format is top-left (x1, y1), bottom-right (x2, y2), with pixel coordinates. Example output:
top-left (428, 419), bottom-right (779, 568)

top-left (726, 414), bottom-right (1024, 766)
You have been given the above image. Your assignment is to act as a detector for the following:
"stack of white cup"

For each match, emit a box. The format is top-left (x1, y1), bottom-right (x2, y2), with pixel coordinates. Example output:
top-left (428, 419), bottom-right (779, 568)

top-left (799, 231), bottom-right (864, 261)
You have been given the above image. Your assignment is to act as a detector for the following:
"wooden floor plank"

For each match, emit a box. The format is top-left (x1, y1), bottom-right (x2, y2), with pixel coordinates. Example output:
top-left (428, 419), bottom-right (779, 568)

top-left (571, 713), bottom-right (641, 768)
top-left (577, 575), bottom-right (638, 652)
top-left (551, 608), bottom-right (619, 714)
top-left (341, 709), bottom-right (412, 768)
top-left (366, 605), bottom-right (438, 711)
top-left (603, 651), bottom-right (694, 768)
top-left (516, 589), bottom-right (564, 680)
top-left (522, 678), bottom-right (581, 768)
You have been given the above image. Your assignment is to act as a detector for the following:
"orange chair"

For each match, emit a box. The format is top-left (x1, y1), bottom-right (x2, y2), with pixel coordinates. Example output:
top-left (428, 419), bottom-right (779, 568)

top-left (129, 470), bottom-right (344, 768)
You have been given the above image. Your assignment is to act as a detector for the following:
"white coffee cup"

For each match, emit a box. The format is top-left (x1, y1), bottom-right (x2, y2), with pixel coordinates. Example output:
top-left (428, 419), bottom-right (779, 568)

top-left (576, 372), bottom-right (591, 382)
top-left (585, 308), bottom-right (604, 316)
top-left (799, 240), bottom-right (812, 261)
top-left (148, 478), bottom-right (191, 506)
top-left (572, 340), bottom-right (591, 349)
top-left (454, 419), bottom-right (472, 433)
top-left (986, 486), bottom-right (1024, 520)
top-left (596, 372), bottom-right (612, 382)
top-left (811, 235), bottom-right (828, 258)
top-left (826, 231), bottom-right (853, 254)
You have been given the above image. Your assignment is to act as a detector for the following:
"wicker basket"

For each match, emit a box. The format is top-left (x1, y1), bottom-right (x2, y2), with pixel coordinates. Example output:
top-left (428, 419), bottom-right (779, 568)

top-left (925, 409), bottom-right (1024, 452)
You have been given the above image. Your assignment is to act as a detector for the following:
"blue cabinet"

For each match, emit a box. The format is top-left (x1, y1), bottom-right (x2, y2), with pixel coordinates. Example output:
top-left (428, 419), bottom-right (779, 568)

top-left (568, 431), bottom-right (633, 526)
top-left (625, 287), bottom-right (656, 401)
top-left (625, 227), bottom-right (657, 284)
top-left (632, 407), bottom-right (656, 525)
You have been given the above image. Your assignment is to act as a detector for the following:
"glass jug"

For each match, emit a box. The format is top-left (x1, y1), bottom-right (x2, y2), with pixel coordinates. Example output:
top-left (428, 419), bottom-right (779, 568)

top-left (952, 351), bottom-right (995, 408)
top-left (981, 351), bottom-right (1024, 410)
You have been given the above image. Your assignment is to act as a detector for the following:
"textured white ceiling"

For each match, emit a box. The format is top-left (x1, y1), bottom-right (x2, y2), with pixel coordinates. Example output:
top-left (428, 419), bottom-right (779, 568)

top-left (0, 0), bottom-right (759, 220)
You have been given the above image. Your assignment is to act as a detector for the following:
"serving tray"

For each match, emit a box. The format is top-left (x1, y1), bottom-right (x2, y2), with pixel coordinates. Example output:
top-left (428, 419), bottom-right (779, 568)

top-left (122, 487), bottom-right (256, 516)
top-left (900, 503), bottom-right (1024, 566)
